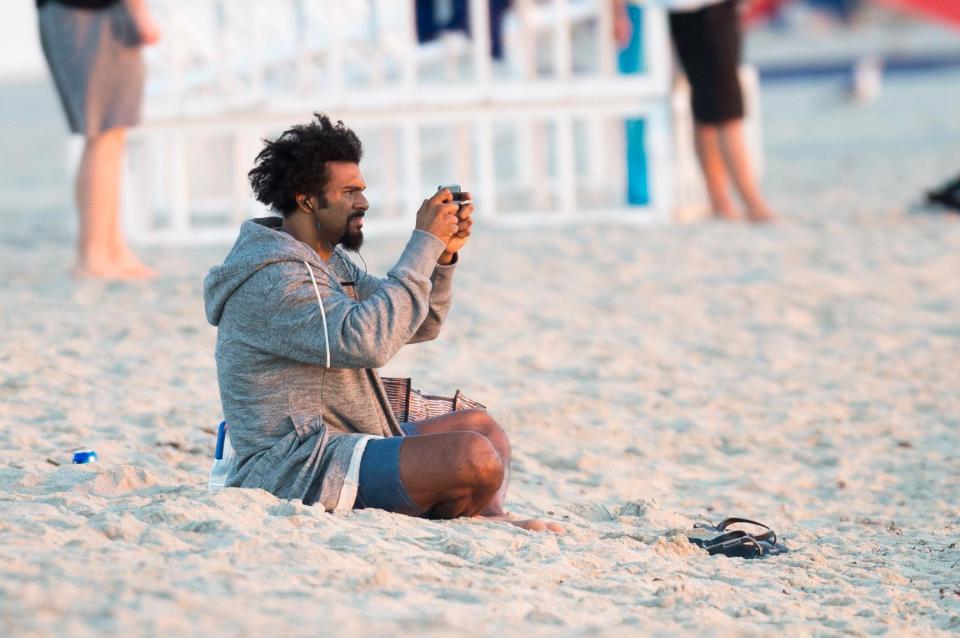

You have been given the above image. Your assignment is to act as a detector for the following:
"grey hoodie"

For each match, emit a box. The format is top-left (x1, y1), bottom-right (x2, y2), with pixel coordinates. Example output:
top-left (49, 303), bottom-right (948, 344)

top-left (203, 217), bottom-right (454, 510)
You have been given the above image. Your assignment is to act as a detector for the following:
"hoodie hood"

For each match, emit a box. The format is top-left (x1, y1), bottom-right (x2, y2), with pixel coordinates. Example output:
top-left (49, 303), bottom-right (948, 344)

top-left (203, 217), bottom-right (323, 326)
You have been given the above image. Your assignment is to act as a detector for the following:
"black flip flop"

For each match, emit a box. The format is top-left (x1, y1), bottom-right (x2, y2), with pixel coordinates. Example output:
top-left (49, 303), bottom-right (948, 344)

top-left (927, 174), bottom-right (960, 213)
top-left (688, 517), bottom-right (789, 559)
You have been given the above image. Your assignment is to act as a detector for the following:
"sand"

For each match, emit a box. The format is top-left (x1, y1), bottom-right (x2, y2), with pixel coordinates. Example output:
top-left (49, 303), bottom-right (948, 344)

top-left (1, 66), bottom-right (959, 636)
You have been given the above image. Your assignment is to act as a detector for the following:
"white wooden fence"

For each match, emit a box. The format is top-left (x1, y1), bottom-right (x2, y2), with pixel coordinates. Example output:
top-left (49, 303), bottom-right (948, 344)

top-left (121, 0), bottom-right (753, 244)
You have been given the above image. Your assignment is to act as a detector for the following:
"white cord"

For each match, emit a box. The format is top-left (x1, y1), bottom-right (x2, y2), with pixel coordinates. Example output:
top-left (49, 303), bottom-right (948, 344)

top-left (304, 261), bottom-right (331, 368)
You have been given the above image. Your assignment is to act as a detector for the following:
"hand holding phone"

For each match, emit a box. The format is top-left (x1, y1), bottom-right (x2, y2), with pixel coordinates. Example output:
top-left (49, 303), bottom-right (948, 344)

top-left (436, 184), bottom-right (474, 260)
top-left (438, 184), bottom-right (471, 217)
top-left (416, 187), bottom-right (461, 243)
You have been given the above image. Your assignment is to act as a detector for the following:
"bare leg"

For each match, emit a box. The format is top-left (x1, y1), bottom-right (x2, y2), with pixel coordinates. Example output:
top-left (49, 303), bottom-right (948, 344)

top-left (409, 411), bottom-right (510, 514)
top-left (694, 123), bottom-right (738, 220)
top-left (717, 119), bottom-right (775, 223)
top-left (74, 128), bottom-right (154, 279)
top-left (405, 410), bottom-right (563, 532)
top-left (399, 430), bottom-right (505, 518)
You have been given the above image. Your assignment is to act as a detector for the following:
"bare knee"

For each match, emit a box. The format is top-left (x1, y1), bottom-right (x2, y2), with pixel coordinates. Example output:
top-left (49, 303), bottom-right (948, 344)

top-left (454, 431), bottom-right (505, 495)
top-left (460, 409), bottom-right (511, 463)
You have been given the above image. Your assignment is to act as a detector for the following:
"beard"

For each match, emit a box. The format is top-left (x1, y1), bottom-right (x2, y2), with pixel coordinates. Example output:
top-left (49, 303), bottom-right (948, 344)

top-left (338, 213), bottom-right (365, 251)
top-left (339, 227), bottom-right (364, 251)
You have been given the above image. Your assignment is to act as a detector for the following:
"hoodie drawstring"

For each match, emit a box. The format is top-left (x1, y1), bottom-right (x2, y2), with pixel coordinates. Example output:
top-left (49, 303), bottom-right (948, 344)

top-left (303, 261), bottom-right (331, 368)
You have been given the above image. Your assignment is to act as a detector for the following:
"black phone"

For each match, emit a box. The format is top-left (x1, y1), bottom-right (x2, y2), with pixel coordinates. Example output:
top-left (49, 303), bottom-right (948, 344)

top-left (437, 183), bottom-right (468, 203)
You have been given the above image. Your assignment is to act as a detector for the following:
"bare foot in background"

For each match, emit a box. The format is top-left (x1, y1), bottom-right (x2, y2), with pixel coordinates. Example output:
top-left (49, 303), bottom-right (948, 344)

top-left (72, 258), bottom-right (127, 280)
top-left (747, 206), bottom-right (777, 223)
top-left (112, 244), bottom-right (156, 279)
top-left (712, 207), bottom-right (741, 221)
top-left (73, 252), bottom-right (155, 280)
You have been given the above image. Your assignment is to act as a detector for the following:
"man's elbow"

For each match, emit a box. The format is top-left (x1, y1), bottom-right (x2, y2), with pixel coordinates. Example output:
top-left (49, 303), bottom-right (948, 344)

top-left (410, 325), bottom-right (441, 344)
top-left (365, 350), bottom-right (393, 369)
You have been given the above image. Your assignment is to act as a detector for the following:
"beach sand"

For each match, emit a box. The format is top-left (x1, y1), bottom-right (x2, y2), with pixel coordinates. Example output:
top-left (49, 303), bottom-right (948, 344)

top-left (1, 69), bottom-right (959, 636)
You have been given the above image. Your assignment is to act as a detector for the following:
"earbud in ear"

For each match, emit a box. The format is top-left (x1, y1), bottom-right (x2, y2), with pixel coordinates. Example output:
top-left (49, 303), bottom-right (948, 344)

top-left (298, 196), bottom-right (314, 214)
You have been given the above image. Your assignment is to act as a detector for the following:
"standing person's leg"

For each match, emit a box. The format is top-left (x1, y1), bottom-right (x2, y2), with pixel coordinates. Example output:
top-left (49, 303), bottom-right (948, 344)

top-left (74, 127), bottom-right (153, 278)
top-left (718, 119), bottom-right (774, 222)
top-left (75, 129), bottom-right (122, 277)
top-left (708, 0), bottom-right (774, 223)
top-left (489, 0), bottom-right (511, 59)
top-left (448, 0), bottom-right (469, 32)
top-left (693, 124), bottom-right (738, 219)
top-left (415, 0), bottom-right (440, 43)
top-left (40, 2), bottom-right (156, 279)
top-left (673, 1), bottom-right (774, 222)
top-left (671, 8), bottom-right (737, 220)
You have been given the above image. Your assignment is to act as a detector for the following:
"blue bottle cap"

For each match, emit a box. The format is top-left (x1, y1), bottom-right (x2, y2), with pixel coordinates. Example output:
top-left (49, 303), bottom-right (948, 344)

top-left (72, 450), bottom-right (99, 464)
top-left (214, 421), bottom-right (227, 460)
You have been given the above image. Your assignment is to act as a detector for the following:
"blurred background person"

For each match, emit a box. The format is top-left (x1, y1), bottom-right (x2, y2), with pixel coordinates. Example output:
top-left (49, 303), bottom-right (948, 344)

top-left (621, 0), bottom-right (775, 222)
top-left (416, 0), bottom-right (512, 59)
top-left (37, 0), bottom-right (161, 279)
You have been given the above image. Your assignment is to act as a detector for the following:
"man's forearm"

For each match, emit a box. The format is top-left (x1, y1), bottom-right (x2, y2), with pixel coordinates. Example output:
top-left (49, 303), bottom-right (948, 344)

top-left (409, 259), bottom-right (456, 343)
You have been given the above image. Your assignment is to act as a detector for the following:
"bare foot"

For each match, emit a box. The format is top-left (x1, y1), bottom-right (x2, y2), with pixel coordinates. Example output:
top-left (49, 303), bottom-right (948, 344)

top-left (73, 255), bottom-right (155, 281)
top-left (480, 513), bottom-right (564, 533)
top-left (711, 207), bottom-right (740, 221)
top-left (73, 261), bottom-right (128, 280)
top-left (747, 206), bottom-right (777, 224)
top-left (112, 244), bottom-right (157, 279)
top-left (117, 257), bottom-right (156, 279)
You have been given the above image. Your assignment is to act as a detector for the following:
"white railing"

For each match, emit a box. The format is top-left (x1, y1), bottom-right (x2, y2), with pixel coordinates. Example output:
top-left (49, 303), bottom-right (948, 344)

top-left (125, 0), bottom-right (683, 244)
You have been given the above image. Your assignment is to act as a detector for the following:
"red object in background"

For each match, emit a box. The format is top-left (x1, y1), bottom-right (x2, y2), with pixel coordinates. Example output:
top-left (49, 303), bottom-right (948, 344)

top-left (742, 0), bottom-right (791, 26)
top-left (742, 0), bottom-right (960, 29)
top-left (874, 0), bottom-right (960, 28)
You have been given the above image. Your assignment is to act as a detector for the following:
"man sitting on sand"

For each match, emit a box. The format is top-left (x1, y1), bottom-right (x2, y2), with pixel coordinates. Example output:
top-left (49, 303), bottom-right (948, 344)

top-left (203, 114), bottom-right (559, 532)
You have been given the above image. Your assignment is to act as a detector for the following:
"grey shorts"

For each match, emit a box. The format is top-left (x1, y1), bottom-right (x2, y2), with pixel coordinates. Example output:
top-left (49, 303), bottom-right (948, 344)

top-left (38, 2), bottom-right (145, 136)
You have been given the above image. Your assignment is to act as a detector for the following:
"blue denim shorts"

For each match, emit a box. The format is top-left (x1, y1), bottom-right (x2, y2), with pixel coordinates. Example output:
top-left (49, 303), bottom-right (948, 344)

top-left (355, 422), bottom-right (425, 516)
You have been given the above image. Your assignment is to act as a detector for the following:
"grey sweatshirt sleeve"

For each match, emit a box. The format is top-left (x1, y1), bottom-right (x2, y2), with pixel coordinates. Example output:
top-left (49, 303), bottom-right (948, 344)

top-left (408, 259), bottom-right (456, 343)
top-left (344, 235), bottom-right (457, 344)
top-left (243, 230), bottom-right (446, 369)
